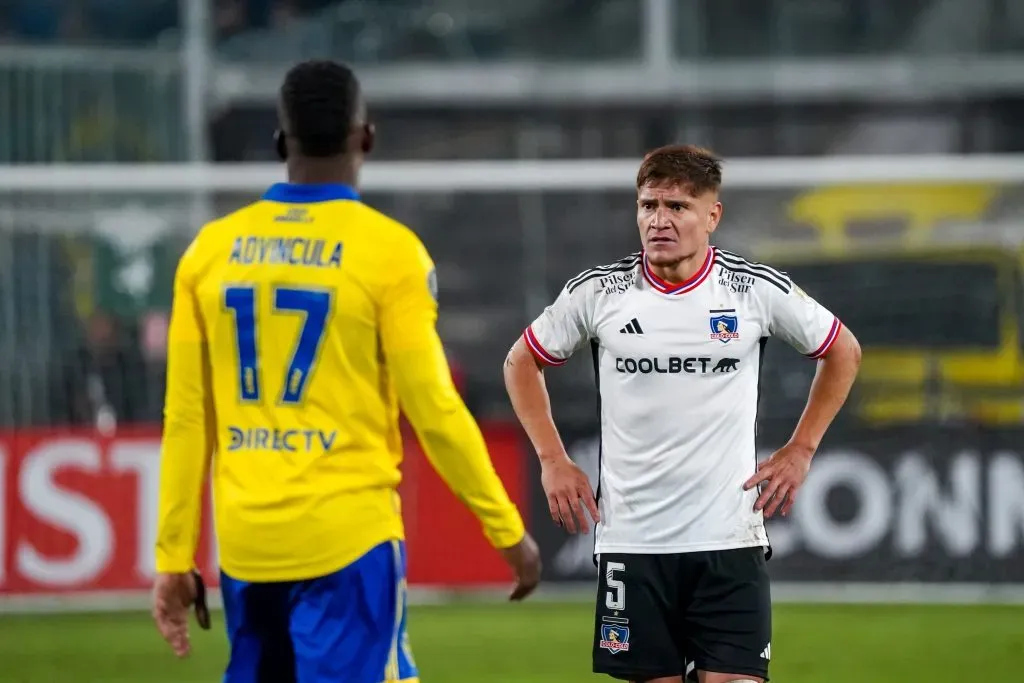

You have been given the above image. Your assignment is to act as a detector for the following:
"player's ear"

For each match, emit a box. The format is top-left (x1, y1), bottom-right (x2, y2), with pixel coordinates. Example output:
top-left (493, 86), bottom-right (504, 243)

top-left (708, 199), bottom-right (723, 234)
top-left (361, 122), bottom-right (375, 155)
top-left (274, 129), bottom-right (288, 162)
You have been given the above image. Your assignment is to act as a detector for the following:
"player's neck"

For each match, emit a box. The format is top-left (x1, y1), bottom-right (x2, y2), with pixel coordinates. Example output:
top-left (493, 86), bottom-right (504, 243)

top-left (287, 158), bottom-right (359, 188)
top-left (648, 244), bottom-right (711, 284)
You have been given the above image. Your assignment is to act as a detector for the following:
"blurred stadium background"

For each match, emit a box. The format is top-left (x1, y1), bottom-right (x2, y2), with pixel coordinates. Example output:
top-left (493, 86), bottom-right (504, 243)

top-left (2, 1), bottom-right (1024, 681)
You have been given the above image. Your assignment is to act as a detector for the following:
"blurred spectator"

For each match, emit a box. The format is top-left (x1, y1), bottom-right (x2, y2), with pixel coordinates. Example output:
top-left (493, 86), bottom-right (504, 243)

top-left (271, 0), bottom-right (303, 29)
top-left (5, 0), bottom-right (65, 42)
top-left (61, 312), bottom-right (158, 429)
top-left (216, 0), bottom-right (250, 41)
top-left (0, 0), bottom-right (337, 46)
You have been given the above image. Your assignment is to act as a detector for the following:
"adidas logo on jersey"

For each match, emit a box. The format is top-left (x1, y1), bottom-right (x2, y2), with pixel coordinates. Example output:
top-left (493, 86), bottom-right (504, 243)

top-left (619, 318), bottom-right (644, 334)
top-left (760, 643), bottom-right (771, 660)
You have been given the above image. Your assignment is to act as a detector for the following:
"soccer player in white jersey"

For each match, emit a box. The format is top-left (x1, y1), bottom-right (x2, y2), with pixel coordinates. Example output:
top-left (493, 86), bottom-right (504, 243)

top-left (503, 145), bottom-right (862, 683)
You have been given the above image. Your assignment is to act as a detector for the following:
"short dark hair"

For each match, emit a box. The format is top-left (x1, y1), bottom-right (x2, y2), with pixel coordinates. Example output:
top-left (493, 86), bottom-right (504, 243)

top-left (280, 60), bottom-right (362, 158)
top-left (636, 144), bottom-right (723, 195)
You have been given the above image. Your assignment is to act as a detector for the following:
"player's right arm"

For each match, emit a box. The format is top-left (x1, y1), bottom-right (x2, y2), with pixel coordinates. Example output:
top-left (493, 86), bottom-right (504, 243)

top-left (379, 231), bottom-right (540, 599)
top-left (743, 276), bottom-right (862, 518)
top-left (152, 238), bottom-right (215, 657)
top-left (504, 282), bottom-right (600, 534)
top-left (156, 240), bottom-right (215, 573)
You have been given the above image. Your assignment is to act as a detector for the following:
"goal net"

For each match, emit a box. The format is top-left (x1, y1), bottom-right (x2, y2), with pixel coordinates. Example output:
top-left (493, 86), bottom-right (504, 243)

top-left (2, 155), bottom-right (1024, 603)
top-left (2, 156), bottom-right (1022, 426)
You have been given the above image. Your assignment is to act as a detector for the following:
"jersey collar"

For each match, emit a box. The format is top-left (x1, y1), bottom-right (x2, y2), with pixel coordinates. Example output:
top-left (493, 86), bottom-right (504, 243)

top-left (642, 246), bottom-right (715, 295)
top-left (262, 183), bottom-right (361, 204)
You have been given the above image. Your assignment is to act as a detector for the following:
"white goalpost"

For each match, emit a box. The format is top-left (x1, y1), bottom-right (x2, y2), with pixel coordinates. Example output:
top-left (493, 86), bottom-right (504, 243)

top-left (1, 154), bottom-right (1024, 192)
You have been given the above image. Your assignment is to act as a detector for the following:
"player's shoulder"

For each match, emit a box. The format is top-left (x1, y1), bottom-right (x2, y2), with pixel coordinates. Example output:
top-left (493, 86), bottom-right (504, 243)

top-left (334, 203), bottom-right (436, 292)
top-left (350, 203), bottom-right (434, 277)
top-left (352, 202), bottom-right (423, 247)
top-left (561, 252), bottom-right (642, 297)
top-left (714, 247), bottom-right (792, 295)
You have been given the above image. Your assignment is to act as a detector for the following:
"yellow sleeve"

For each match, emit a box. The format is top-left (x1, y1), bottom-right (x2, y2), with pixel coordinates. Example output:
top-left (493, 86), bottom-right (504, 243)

top-left (154, 241), bottom-right (216, 573)
top-left (380, 234), bottom-right (525, 550)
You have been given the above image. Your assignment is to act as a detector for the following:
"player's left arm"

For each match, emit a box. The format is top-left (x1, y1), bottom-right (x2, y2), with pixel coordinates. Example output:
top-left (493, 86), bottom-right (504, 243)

top-left (379, 235), bottom-right (527, 553)
top-left (744, 279), bottom-right (861, 517)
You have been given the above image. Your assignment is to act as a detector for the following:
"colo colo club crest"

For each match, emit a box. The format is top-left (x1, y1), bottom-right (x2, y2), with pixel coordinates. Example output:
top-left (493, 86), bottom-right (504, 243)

top-left (709, 309), bottom-right (739, 343)
top-left (599, 623), bottom-right (631, 654)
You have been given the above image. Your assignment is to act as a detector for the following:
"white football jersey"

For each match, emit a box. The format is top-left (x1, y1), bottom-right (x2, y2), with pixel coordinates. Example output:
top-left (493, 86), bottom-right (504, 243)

top-left (524, 246), bottom-right (841, 556)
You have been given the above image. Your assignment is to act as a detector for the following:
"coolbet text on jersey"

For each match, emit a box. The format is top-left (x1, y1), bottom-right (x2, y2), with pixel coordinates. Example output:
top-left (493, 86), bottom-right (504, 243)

top-left (154, 183), bottom-right (524, 682)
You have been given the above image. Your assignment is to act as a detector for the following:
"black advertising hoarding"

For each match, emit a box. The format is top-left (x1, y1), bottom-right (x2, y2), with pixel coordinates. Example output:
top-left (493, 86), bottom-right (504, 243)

top-left (531, 424), bottom-right (1024, 583)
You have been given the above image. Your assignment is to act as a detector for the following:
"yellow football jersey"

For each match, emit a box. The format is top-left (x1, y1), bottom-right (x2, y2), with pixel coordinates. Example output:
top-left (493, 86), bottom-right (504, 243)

top-left (155, 183), bottom-right (525, 582)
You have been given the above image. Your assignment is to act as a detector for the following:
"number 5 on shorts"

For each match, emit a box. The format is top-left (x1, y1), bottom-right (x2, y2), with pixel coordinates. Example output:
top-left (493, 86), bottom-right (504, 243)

top-left (605, 561), bottom-right (625, 610)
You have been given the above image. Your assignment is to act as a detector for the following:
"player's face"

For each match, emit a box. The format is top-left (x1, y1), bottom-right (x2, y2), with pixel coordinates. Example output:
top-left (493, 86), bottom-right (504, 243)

top-left (636, 182), bottom-right (722, 267)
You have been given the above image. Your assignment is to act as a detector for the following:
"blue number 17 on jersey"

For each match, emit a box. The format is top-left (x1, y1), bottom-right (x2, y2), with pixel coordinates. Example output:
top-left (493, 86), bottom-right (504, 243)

top-left (224, 285), bottom-right (334, 406)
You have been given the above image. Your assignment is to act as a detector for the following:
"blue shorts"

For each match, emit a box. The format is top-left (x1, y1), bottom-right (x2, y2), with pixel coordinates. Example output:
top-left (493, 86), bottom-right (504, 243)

top-left (220, 540), bottom-right (418, 683)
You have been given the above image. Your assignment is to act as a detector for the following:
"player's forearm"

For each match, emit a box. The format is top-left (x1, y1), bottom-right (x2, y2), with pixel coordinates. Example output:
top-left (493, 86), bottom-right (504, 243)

top-left (394, 353), bottom-right (525, 549)
top-left (155, 342), bottom-right (214, 573)
top-left (790, 326), bottom-right (862, 452)
top-left (503, 338), bottom-right (569, 464)
top-left (155, 425), bottom-right (210, 572)
top-left (416, 406), bottom-right (526, 548)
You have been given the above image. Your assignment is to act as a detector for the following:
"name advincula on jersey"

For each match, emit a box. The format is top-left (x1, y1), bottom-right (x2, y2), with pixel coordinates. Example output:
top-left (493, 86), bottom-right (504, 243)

top-left (228, 235), bottom-right (344, 268)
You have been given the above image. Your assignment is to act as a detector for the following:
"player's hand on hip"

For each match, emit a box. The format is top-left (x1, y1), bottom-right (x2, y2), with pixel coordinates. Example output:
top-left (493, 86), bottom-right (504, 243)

top-left (540, 454), bottom-right (600, 534)
top-left (152, 571), bottom-right (210, 657)
top-left (499, 532), bottom-right (542, 601)
top-left (743, 442), bottom-right (814, 519)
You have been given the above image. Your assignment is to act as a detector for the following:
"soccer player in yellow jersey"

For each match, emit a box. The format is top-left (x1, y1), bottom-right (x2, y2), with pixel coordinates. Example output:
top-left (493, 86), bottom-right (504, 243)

top-left (152, 60), bottom-right (541, 683)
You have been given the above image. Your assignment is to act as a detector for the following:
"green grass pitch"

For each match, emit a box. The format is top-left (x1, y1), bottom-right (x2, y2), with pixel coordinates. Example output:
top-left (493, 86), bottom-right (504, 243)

top-left (1, 602), bottom-right (1022, 682)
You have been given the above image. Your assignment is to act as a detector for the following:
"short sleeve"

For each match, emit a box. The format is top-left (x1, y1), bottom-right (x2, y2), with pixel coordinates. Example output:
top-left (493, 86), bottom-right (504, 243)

top-left (767, 280), bottom-right (842, 359)
top-left (523, 283), bottom-right (594, 366)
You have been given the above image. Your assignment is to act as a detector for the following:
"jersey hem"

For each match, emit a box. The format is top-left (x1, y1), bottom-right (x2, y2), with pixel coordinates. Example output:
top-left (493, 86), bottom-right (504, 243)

top-left (215, 488), bottom-right (407, 584)
top-left (594, 538), bottom-right (768, 555)
top-left (219, 528), bottom-right (405, 583)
